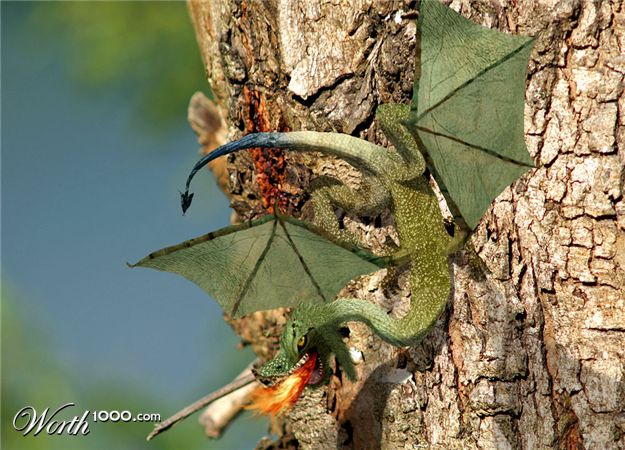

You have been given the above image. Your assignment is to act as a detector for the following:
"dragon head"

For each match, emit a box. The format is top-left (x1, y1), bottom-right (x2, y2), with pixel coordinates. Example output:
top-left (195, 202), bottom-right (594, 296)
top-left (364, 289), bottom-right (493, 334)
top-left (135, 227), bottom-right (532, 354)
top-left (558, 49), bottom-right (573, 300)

top-left (248, 303), bottom-right (357, 415)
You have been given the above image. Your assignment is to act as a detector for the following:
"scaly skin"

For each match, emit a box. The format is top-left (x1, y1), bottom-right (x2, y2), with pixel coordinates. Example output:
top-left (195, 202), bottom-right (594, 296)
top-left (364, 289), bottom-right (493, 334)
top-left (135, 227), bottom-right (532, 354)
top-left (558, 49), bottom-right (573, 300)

top-left (255, 105), bottom-right (453, 386)
top-left (183, 104), bottom-right (456, 387)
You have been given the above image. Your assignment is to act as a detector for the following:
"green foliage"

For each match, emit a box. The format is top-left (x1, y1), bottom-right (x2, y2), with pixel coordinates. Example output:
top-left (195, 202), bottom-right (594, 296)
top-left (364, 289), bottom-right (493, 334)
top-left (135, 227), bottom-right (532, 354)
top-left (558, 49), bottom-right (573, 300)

top-left (29, 2), bottom-right (209, 127)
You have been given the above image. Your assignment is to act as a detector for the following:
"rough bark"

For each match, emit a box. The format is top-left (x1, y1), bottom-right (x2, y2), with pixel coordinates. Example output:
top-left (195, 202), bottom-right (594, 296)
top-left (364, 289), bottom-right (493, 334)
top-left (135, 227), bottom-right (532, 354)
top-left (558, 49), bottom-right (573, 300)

top-left (187, 0), bottom-right (624, 448)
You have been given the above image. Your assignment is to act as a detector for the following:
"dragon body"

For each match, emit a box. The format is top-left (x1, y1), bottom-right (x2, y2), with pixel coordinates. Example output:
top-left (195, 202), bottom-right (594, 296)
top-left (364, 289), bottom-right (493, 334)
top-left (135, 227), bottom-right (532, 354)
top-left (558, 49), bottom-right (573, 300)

top-left (181, 104), bottom-right (455, 389)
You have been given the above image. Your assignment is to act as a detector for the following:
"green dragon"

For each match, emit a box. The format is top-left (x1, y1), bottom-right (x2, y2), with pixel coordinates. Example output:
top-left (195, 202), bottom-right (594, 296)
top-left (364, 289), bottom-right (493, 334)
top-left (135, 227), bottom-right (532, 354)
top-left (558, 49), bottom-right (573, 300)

top-left (134, 0), bottom-right (534, 401)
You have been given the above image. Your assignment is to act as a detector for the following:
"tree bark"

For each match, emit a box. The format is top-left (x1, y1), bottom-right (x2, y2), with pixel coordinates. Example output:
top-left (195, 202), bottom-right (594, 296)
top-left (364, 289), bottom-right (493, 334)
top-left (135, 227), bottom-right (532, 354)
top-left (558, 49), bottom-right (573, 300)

top-left (187, 0), bottom-right (625, 448)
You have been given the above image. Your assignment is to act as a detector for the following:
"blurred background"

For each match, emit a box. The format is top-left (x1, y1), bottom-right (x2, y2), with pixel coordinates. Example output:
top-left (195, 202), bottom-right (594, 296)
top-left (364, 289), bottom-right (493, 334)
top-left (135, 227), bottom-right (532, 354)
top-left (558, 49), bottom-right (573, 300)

top-left (2, 2), bottom-right (268, 449)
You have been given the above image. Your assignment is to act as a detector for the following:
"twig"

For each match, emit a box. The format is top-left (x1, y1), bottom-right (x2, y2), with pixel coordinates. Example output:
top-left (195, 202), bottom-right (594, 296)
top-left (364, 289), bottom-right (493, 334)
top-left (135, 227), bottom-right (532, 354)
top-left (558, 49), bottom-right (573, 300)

top-left (147, 370), bottom-right (257, 441)
top-left (199, 378), bottom-right (259, 438)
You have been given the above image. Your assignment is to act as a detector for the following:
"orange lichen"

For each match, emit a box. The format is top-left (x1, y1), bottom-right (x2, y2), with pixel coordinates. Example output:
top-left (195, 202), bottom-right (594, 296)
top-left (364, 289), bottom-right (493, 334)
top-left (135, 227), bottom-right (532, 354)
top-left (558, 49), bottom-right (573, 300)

top-left (246, 353), bottom-right (317, 416)
top-left (252, 148), bottom-right (288, 213)
top-left (243, 86), bottom-right (290, 214)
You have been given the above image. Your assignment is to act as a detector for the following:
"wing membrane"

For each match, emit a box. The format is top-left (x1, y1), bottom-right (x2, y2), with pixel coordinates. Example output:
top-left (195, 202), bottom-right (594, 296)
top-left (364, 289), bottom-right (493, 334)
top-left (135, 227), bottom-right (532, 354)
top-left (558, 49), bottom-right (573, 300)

top-left (406, 0), bottom-right (535, 229)
top-left (131, 216), bottom-right (386, 318)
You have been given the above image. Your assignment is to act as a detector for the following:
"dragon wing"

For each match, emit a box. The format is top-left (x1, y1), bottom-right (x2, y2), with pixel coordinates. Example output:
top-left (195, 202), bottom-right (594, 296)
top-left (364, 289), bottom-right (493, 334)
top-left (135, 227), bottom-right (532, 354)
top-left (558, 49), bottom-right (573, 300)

top-left (130, 215), bottom-right (386, 318)
top-left (406, 0), bottom-right (535, 229)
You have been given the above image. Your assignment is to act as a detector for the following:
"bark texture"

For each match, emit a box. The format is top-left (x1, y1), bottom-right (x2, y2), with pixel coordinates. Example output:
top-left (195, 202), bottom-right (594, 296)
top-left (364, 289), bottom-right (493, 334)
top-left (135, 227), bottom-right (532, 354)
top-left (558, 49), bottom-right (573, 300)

top-left (187, 0), bottom-right (625, 448)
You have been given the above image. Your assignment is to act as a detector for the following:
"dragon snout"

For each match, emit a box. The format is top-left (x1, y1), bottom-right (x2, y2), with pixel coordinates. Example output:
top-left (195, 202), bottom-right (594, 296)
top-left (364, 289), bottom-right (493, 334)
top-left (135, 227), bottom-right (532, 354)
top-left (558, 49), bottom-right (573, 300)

top-left (251, 367), bottom-right (273, 386)
top-left (252, 357), bottom-right (289, 386)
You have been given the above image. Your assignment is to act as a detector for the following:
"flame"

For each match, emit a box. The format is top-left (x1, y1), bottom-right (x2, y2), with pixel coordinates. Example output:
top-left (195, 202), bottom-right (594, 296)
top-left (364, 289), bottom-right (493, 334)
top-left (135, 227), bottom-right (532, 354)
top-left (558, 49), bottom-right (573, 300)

top-left (247, 353), bottom-right (317, 416)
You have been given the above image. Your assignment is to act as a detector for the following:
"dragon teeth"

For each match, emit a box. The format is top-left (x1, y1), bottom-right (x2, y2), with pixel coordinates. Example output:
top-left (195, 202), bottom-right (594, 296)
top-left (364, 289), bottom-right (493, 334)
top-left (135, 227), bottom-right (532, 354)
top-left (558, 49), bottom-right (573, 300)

top-left (288, 353), bottom-right (309, 374)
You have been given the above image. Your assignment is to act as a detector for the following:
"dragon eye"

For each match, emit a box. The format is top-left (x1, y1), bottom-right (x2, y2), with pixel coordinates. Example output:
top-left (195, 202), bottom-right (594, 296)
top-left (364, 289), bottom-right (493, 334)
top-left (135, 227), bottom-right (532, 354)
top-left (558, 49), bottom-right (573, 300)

top-left (296, 335), bottom-right (307, 351)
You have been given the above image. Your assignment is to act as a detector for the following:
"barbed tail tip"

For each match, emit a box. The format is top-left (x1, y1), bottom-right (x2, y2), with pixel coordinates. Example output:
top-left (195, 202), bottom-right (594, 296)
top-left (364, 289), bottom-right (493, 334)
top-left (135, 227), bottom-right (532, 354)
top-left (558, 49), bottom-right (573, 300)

top-left (181, 191), bottom-right (194, 215)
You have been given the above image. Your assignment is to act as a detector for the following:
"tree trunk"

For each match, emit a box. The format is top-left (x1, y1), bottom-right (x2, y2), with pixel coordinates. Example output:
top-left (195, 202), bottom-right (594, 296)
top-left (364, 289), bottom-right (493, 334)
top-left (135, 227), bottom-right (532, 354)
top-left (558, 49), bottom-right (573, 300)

top-left (187, 0), bottom-right (625, 448)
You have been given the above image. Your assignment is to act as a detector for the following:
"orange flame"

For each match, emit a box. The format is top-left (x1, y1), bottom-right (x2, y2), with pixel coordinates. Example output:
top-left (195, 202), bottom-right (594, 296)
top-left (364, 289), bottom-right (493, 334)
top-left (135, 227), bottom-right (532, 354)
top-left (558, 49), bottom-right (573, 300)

top-left (246, 353), bottom-right (317, 416)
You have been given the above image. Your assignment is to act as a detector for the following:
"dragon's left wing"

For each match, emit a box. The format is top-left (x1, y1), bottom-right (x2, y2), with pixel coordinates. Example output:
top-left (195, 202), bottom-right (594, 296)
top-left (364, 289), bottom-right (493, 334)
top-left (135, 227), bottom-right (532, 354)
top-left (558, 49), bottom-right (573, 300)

top-left (131, 215), bottom-right (387, 319)
top-left (405, 0), bottom-right (535, 230)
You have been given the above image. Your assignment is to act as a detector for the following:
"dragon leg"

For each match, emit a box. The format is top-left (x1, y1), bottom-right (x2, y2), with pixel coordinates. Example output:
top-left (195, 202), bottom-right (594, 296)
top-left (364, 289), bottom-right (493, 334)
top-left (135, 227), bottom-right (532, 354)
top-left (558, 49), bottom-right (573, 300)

top-left (309, 173), bottom-right (390, 247)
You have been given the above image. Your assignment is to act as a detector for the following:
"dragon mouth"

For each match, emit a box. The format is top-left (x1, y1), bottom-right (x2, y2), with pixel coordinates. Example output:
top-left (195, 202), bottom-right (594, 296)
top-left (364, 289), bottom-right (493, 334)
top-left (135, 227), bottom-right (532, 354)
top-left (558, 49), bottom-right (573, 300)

top-left (247, 350), bottom-right (325, 416)
top-left (282, 350), bottom-right (325, 386)
top-left (306, 350), bottom-right (325, 386)
top-left (259, 350), bottom-right (325, 387)
top-left (289, 350), bottom-right (325, 385)
top-left (287, 351), bottom-right (312, 378)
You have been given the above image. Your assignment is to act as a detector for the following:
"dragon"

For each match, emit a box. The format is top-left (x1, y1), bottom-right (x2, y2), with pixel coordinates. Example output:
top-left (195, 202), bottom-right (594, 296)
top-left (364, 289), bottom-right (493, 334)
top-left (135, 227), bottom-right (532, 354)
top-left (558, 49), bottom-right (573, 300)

top-left (134, 0), bottom-right (535, 416)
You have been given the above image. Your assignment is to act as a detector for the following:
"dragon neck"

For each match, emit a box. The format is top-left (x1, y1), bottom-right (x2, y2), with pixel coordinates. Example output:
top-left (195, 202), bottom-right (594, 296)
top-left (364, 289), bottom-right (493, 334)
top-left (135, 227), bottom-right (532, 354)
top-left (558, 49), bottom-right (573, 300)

top-left (306, 291), bottom-right (446, 348)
